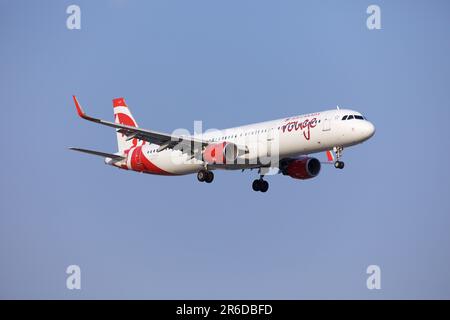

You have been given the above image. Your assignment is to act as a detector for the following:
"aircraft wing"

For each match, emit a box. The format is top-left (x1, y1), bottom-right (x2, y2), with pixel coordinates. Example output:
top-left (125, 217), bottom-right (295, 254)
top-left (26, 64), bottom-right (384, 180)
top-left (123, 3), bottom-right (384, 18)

top-left (72, 96), bottom-right (208, 154)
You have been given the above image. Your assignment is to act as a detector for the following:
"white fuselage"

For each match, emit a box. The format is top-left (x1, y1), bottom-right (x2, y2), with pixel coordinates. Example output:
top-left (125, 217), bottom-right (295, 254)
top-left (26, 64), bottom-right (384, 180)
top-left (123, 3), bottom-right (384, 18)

top-left (113, 108), bottom-right (375, 175)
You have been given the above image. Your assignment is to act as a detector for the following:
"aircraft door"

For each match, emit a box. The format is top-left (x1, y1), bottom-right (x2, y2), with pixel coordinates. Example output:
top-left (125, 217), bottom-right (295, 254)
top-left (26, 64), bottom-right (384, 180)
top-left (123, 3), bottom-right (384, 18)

top-left (267, 128), bottom-right (274, 158)
top-left (132, 147), bottom-right (145, 171)
top-left (322, 117), bottom-right (331, 131)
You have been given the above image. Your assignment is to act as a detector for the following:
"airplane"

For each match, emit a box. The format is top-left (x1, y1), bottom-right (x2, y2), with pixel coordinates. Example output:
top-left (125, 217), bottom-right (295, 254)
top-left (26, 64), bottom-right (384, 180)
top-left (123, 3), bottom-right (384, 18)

top-left (70, 96), bottom-right (375, 192)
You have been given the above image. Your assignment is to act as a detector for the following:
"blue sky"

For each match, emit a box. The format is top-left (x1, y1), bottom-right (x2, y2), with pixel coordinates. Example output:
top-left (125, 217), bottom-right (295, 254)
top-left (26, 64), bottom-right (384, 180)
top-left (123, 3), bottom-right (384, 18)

top-left (1, 0), bottom-right (450, 299)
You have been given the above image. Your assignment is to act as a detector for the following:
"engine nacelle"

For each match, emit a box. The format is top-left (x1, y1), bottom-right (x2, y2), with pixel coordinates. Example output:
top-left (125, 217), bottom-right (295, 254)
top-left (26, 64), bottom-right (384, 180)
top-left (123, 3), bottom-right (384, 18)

top-left (281, 157), bottom-right (321, 180)
top-left (203, 142), bottom-right (238, 164)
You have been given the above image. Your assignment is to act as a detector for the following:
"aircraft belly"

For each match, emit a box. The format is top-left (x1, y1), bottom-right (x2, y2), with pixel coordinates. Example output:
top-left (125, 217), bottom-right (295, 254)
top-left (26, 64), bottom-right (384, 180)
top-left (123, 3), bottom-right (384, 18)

top-left (147, 150), bottom-right (203, 175)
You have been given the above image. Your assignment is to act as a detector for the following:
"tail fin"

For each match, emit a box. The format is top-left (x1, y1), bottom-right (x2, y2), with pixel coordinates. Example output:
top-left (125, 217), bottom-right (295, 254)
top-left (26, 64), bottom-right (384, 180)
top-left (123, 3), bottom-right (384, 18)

top-left (112, 97), bottom-right (143, 153)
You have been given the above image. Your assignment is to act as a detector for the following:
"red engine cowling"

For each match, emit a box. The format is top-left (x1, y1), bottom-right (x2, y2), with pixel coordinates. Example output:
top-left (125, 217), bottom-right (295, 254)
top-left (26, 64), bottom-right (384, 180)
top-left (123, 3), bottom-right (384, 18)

top-left (203, 142), bottom-right (238, 164)
top-left (283, 157), bottom-right (321, 179)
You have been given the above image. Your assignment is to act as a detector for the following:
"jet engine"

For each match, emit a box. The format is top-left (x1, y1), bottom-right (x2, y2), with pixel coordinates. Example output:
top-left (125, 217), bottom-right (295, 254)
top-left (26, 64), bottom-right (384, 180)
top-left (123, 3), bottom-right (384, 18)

top-left (203, 142), bottom-right (239, 164)
top-left (281, 157), bottom-right (321, 180)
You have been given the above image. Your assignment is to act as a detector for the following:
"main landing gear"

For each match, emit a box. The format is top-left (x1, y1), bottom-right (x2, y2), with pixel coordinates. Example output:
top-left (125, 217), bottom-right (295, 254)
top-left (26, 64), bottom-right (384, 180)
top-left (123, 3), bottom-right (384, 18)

top-left (334, 146), bottom-right (345, 169)
top-left (197, 169), bottom-right (214, 183)
top-left (252, 176), bottom-right (269, 193)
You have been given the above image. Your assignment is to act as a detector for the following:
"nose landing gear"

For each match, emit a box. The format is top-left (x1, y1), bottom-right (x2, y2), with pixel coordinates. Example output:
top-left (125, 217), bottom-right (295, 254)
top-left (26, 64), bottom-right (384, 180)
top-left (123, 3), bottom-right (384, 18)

top-left (334, 161), bottom-right (345, 169)
top-left (252, 176), bottom-right (269, 193)
top-left (333, 146), bottom-right (345, 169)
top-left (197, 169), bottom-right (214, 183)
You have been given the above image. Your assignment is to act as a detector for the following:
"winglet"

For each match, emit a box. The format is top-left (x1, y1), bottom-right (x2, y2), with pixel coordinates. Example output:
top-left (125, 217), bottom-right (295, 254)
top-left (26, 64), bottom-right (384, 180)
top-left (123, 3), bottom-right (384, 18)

top-left (73, 95), bottom-right (86, 119)
top-left (72, 96), bottom-right (99, 123)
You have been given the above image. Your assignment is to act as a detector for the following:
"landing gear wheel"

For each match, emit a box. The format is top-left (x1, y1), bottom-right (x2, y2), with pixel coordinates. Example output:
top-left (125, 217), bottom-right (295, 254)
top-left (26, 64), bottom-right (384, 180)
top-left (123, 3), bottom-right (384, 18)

top-left (252, 179), bottom-right (261, 191)
top-left (260, 180), bottom-right (269, 193)
top-left (197, 170), bottom-right (207, 182)
top-left (333, 146), bottom-right (345, 169)
top-left (334, 161), bottom-right (345, 169)
top-left (205, 171), bottom-right (214, 183)
top-left (252, 179), bottom-right (269, 192)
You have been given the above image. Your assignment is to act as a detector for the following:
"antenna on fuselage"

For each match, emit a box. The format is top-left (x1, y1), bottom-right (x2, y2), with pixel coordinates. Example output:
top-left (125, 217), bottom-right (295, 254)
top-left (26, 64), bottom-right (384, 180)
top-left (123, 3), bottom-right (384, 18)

top-left (336, 105), bottom-right (340, 110)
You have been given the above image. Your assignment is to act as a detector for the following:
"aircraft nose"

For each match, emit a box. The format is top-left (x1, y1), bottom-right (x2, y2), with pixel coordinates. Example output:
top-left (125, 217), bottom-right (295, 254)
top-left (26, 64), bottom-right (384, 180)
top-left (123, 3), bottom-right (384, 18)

top-left (362, 121), bottom-right (376, 140)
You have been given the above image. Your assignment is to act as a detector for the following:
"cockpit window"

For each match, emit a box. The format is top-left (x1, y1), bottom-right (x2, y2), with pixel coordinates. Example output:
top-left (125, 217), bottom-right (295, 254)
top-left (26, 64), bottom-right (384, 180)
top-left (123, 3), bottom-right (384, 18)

top-left (342, 114), bottom-right (366, 120)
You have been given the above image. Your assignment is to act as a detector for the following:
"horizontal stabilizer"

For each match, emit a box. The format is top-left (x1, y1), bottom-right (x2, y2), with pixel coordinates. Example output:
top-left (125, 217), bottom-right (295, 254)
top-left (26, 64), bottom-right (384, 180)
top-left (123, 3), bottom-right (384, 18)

top-left (69, 147), bottom-right (125, 160)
